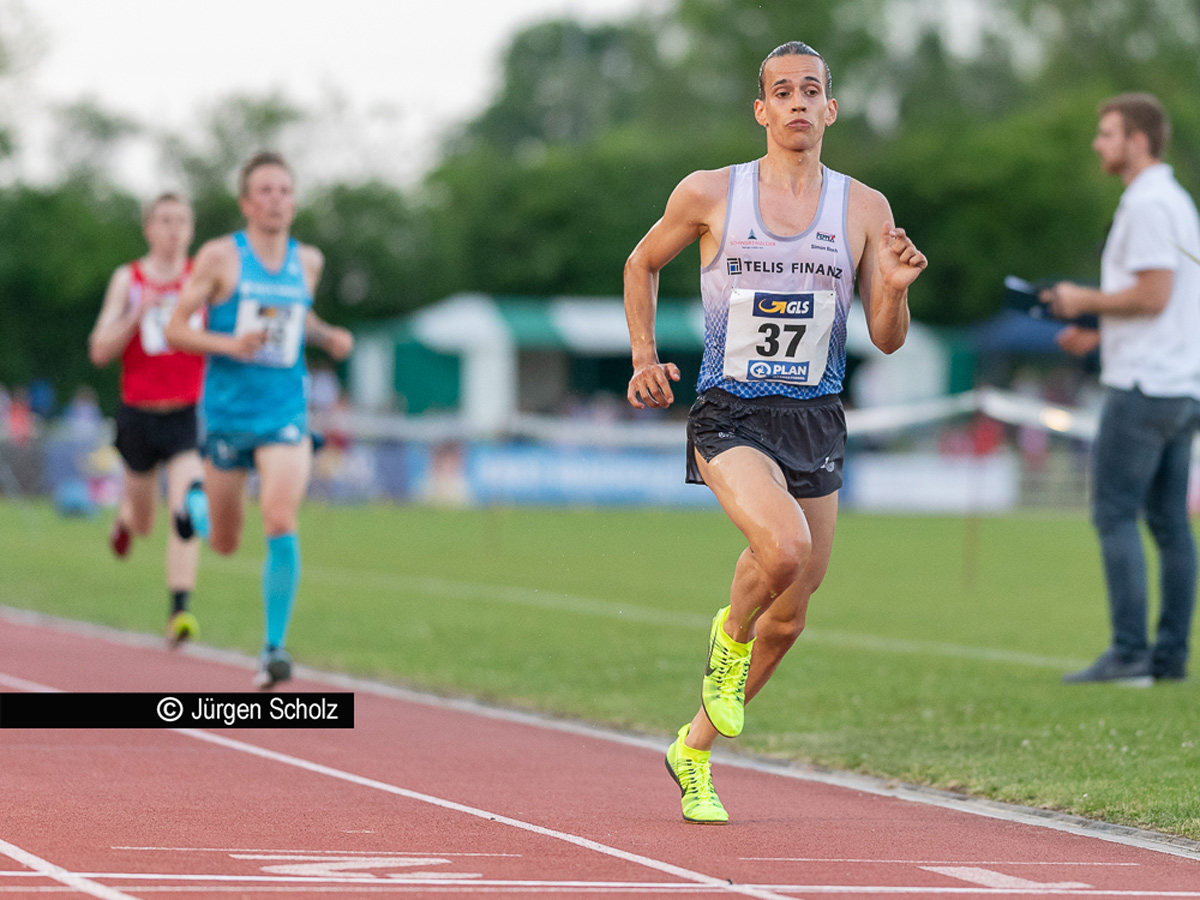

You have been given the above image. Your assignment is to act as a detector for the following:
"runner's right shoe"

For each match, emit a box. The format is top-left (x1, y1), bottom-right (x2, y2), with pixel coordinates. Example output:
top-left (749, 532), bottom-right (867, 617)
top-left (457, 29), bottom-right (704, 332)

top-left (701, 605), bottom-right (753, 737)
top-left (109, 519), bottom-right (131, 559)
top-left (664, 723), bottom-right (728, 824)
top-left (173, 480), bottom-right (210, 541)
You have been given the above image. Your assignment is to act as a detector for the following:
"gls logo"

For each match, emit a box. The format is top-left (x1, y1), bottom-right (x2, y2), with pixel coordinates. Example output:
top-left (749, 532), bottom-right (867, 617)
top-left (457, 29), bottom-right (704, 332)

top-left (753, 293), bottom-right (816, 318)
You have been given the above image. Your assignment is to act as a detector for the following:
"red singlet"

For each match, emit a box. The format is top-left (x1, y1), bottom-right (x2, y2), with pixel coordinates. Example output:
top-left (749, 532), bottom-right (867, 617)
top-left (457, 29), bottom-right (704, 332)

top-left (119, 260), bottom-right (205, 407)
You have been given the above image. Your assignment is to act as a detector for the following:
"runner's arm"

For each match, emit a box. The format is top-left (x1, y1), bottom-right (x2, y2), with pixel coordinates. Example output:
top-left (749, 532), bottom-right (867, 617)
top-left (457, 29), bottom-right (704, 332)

top-left (854, 185), bottom-right (925, 354)
top-left (305, 312), bottom-right (354, 361)
top-left (297, 245), bottom-right (354, 361)
top-left (164, 238), bottom-right (267, 361)
top-left (88, 266), bottom-right (140, 366)
top-left (624, 171), bottom-right (721, 409)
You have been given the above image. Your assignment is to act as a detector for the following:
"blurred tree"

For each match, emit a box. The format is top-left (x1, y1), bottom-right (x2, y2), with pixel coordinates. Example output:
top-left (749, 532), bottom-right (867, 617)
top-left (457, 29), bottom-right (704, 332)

top-left (293, 180), bottom-right (433, 320)
top-left (0, 181), bottom-right (142, 410)
top-left (159, 92), bottom-right (305, 241)
top-left (51, 100), bottom-right (140, 183)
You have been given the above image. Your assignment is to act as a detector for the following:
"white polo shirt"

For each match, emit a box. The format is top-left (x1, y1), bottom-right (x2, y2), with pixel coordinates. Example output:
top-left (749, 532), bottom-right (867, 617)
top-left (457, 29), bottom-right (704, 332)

top-left (1099, 163), bottom-right (1200, 398)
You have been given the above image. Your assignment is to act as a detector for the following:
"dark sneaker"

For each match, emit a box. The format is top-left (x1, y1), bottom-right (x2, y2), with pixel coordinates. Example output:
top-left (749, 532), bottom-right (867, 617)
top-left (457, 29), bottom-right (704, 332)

top-left (173, 480), bottom-right (210, 541)
top-left (254, 647), bottom-right (293, 690)
top-left (1154, 666), bottom-right (1187, 683)
top-left (109, 519), bottom-right (131, 558)
top-left (1062, 649), bottom-right (1152, 686)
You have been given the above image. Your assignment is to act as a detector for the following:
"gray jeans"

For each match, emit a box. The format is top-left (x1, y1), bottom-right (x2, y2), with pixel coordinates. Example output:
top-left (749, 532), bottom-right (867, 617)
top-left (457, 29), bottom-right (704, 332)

top-left (1091, 386), bottom-right (1200, 674)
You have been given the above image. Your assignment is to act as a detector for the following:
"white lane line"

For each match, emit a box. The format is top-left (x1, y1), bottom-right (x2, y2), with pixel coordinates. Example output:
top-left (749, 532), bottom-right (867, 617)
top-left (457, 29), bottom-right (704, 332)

top-left (177, 728), bottom-right (794, 900)
top-left (112, 847), bottom-right (520, 857)
top-left (0, 838), bottom-right (142, 900)
top-left (3, 610), bottom-right (1198, 865)
top-left (0, 669), bottom-right (789, 900)
top-left (743, 858), bottom-right (1137, 866)
top-left (5, 875), bottom-right (1200, 896)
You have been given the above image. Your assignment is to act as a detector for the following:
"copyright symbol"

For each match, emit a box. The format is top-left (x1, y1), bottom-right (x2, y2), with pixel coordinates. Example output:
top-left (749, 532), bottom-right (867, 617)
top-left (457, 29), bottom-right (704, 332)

top-left (157, 696), bottom-right (184, 723)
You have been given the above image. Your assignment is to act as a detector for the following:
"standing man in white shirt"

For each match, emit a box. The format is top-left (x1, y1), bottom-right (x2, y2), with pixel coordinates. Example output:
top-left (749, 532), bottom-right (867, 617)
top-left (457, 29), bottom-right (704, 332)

top-left (1045, 93), bottom-right (1200, 684)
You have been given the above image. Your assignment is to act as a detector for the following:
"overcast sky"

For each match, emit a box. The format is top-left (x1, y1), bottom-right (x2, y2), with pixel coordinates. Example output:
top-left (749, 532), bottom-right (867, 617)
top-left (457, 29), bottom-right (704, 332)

top-left (9, 0), bottom-right (664, 190)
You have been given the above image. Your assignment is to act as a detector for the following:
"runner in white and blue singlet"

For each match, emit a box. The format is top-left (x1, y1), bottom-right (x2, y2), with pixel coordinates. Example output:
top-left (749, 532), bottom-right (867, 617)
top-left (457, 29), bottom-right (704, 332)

top-left (165, 152), bottom-right (353, 691)
top-left (624, 41), bottom-right (927, 825)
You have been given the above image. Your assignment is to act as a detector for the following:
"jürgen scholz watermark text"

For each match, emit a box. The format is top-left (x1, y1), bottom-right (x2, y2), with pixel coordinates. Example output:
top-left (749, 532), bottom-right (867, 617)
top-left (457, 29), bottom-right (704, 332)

top-left (0, 692), bottom-right (354, 729)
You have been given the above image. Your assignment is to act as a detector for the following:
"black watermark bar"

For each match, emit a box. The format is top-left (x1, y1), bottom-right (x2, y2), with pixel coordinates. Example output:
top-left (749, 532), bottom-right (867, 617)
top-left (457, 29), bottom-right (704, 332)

top-left (0, 692), bottom-right (354, 729)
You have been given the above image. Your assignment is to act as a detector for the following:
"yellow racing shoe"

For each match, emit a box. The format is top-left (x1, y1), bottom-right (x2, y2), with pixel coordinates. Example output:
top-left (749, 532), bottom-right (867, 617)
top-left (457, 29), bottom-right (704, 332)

top-left (664, 724), bottom-right (728, 824)
top-left (701, 605), bottom-right (753, 737)
top-left (167, 611), bottom-right (200, 648)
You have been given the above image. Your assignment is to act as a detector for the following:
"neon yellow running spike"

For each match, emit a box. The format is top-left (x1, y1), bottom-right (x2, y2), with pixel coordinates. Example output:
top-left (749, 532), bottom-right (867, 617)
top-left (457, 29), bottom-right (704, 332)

top-left (664, 724), bottom-right (728, 824)
top-left (702, 605), bottom-right (753, 737)
top-left (167, 611), bottom-right (199, 648)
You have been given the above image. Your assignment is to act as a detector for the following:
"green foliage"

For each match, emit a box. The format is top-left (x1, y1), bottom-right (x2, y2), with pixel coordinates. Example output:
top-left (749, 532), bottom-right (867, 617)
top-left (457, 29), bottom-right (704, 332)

top-left (293, 181), bottom-right (432, 319)
top-left (0, 181), bottom-right (142, 409)
top-left (5, 500), bottom-right (1198, 838)
top-left (8, 0), bottom-right (1200, 389)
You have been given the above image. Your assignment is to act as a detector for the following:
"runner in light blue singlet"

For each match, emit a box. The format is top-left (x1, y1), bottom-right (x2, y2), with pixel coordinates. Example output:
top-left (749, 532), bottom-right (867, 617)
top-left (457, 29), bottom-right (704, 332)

top-left (201, 231), bottom-right (312, 468)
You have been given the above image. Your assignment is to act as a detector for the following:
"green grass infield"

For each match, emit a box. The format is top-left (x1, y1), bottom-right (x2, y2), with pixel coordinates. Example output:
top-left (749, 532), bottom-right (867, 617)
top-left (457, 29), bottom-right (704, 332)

top-left (2, 499), bottom-right (1197, 838)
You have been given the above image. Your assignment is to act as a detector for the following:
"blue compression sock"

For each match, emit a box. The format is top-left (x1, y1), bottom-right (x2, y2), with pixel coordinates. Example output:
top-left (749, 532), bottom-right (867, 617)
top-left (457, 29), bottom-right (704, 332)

top-left (262, 532), bottom-right (301, 650)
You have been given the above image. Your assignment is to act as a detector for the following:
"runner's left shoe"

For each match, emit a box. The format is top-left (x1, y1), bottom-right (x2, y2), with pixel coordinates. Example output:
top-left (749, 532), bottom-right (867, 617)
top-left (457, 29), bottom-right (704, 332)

top-left (701, 605), bottom-right (753, 737)
top-left (109, 519), bottom-right (131, 559)
top-left (166, 611), bottom-right (200, 648)
top-left (664, 723), bottom-right (728, 824)
top-left (253, 646), bottom-right (293, 690)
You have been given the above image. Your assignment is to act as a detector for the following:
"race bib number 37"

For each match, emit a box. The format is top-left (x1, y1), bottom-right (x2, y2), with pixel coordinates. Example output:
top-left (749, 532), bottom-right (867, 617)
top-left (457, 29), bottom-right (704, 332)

top-left (234, 299), bottom-right (304, 368)
top-left (723, 289), bottom-right (837, 385)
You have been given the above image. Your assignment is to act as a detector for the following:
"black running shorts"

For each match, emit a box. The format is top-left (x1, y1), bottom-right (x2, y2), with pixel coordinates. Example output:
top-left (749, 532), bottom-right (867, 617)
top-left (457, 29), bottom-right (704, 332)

top-left (686, 388), bottom-right (846, 499)
top-left (114, 404), bottom-right (200, 474)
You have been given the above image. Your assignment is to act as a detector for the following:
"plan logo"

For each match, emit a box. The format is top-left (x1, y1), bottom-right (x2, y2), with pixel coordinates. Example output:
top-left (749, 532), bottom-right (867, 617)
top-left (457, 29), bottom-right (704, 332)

top-left (747, 360), bottom-right (810, 382)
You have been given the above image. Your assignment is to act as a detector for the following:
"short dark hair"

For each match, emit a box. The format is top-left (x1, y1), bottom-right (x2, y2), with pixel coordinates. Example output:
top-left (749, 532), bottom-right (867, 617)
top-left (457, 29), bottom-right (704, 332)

top-left (758, 41), bottom-right (832, 101)
top-left (142, 192), bottom-right (190, 225)
top-left (238, 151), bottom-right (293, 198)
top-left (1100, 93), bottom-right (1170, 159)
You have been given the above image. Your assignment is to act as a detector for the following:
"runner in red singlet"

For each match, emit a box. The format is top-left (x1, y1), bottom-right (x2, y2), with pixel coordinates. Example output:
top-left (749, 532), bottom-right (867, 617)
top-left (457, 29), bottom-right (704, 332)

top-left (88, 193), bottom-right (206, 646)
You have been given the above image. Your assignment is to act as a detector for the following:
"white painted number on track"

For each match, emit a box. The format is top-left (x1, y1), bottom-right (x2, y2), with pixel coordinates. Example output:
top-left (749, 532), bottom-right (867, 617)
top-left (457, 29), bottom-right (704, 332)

top-left (231, 852), bottom-right (481, 879)
top-left (923, 865), bottom-right (1093, 889)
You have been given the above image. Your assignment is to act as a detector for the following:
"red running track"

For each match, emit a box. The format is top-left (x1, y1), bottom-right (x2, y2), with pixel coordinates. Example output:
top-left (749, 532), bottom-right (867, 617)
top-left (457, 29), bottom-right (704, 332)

top-left (1, 606), bottom-right (1199, 900)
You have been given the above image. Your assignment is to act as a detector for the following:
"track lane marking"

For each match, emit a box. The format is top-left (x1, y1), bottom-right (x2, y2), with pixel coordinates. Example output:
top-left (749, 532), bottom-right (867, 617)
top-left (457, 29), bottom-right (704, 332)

top-left (177, 728), bottom-right (794, 900)
top-left (0, 839), bottom-right (142, 900)
top-left (0, 670), bottom-right (789, 900)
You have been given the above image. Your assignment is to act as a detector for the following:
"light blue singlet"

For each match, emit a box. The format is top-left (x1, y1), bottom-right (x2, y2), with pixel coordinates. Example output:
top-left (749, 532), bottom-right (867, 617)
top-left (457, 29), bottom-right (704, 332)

top-left (202, 231), bottom-right (312, 441)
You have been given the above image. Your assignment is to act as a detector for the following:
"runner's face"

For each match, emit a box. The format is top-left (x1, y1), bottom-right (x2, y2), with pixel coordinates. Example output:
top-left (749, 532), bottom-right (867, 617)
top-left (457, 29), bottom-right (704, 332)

top-left (754, 55), bottom-right (836, 152)
top-left (1093, 111), bottom-right (1132, 177)
top-left (143, 201), bottom-right (193, 259)
top-left (240, 164), bottom-right (296, 234)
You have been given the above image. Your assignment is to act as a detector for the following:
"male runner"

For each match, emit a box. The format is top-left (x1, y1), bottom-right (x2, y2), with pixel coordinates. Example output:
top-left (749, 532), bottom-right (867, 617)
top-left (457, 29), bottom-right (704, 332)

top-left (164, 152), bottom-right (353, 689)
top-left (624, 41), bottom-right (927, 823)
top-left (89, 193), bottom-right (205, 645)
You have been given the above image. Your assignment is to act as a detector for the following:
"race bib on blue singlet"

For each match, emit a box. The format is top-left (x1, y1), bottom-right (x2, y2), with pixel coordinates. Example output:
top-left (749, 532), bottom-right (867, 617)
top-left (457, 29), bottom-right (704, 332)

top-left (723, 288), bottom-right (836, 385)
top-left (234, 298), bottom-right (304, 368)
